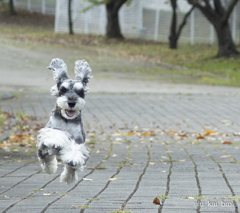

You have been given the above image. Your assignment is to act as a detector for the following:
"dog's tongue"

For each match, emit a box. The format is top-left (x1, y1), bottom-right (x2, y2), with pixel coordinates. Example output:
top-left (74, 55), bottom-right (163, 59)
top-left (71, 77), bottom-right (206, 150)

top-left (65, 110), bottom-right (76, 117)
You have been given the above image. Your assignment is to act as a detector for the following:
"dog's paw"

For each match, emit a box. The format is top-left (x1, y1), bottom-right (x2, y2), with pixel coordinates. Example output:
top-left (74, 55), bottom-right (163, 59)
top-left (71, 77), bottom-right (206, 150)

top-left (53, 144), bottom-right (63, 151)
top-left (39, 155), bottom-right (58, 174)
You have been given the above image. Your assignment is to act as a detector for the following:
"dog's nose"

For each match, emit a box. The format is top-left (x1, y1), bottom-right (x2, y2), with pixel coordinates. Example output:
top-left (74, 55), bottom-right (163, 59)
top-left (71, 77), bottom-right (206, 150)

top-left (68, 102), bottom-right (76, 108)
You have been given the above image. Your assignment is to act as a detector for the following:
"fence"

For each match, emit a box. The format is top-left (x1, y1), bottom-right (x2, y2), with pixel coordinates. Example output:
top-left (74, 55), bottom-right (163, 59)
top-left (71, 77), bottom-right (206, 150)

top-left (8, 0), bottom-right (56, 15)
top-left (55, 0), bottom-right (240, 45)
top-left (3, 0), bottom-right (240, 45)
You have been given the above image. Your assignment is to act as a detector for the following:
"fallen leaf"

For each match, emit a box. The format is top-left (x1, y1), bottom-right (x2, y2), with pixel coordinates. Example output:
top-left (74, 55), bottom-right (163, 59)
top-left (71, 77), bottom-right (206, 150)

top-left (113, 142), bottom-right (123, 144)
top-left (205, 130), bottom-right (214, 135)
top-left (150, 130), bottom-right (155, 136)
top-left (222, 141), bottom-right (232, 145)
top-left (196, 135), bottom-right (205, 140)
top-left (112, 133), bottom-right (122, 136)
top-left (178, 131), bottom-right (188, 137)
top-left (109, 178), bottom-right (118, 181)
top-left (83, 178), bottom-right (93, 181)
top-left (220, 155), bottom-right (232, 158)
top-left (187, 196), bottom-right (195, 199)
top-left (43, 192), bottom-right (52, 196)
top-left (153, 197), bottom-right (162, 205)
top-left (141, 132), bottom-right (150, 136)
top-left (124, 131), bottom-right (135, 136)
top-left (168, 130), bottom-right (177, 134)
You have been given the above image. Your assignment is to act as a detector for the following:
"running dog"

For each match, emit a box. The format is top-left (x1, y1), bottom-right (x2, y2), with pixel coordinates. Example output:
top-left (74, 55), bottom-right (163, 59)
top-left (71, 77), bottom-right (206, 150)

top-left (37, 58), bottom-right (92, 184)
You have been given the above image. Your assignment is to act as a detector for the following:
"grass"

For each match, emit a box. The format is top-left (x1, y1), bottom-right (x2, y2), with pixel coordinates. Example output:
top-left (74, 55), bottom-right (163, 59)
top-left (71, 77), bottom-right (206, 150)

top-left (0, 111), bottom-right (6, 131)
top-left (0, 9), bottom-right (240, 86)
top-left (158, 194), bottom-right (170, 199)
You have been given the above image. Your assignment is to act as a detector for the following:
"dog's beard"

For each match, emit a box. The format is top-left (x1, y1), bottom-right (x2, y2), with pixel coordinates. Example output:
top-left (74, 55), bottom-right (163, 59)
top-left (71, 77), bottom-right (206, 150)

top-left (56, 96), bottom-right (85, 120)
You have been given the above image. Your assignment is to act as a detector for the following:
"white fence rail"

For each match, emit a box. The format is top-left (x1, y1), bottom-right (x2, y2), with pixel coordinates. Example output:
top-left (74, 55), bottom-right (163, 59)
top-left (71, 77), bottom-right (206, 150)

top-left (55, 0), bottom-right (240, 45)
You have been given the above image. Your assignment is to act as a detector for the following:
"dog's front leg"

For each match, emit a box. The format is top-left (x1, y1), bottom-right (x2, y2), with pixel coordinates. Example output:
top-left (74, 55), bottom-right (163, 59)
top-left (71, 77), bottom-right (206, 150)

top-left (59, 142), bottom-right (89, 184)
top-left (37, 144), bottom-right (58, 174)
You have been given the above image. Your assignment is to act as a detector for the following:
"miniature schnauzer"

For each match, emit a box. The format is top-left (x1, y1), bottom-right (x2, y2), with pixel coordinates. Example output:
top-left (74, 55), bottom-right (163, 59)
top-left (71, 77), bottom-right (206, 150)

top-left (37, 58), bottom-right (92, 184)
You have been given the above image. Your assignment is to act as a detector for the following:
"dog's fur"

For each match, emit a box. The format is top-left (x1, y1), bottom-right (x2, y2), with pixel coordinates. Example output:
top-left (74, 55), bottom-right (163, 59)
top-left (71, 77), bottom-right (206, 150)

top-left (37, 58), bottom-right (92, 184)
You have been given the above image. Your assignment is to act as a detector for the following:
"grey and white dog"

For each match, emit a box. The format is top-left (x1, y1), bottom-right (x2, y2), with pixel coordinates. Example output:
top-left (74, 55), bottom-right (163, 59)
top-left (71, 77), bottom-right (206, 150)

top-left (37, 58), bottom-right (92, 184)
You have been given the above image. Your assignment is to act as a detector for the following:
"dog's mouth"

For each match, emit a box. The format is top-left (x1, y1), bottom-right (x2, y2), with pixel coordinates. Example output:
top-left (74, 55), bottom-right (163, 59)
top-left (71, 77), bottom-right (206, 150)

top-left (65, 110), bottom-right (76, 117)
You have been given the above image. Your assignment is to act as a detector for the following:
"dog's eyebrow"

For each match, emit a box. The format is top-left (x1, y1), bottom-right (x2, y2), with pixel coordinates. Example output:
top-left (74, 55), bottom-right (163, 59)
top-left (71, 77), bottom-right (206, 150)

top-left (73, 82), bottom-right (83, 91)
top-left (61, 82), bottom-right (70, 89)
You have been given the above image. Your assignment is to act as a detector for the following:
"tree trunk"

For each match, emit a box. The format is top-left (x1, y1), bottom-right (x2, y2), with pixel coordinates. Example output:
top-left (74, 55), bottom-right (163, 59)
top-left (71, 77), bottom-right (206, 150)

top-left (9, 0), bottom-right (16, 16)
top-left (214, 22), bottom-right (238, 57)
top-left (106, 0), bottom-right (126, 39)
top-left (68, 0), bottom-right (74, 35)
top-left (169, 0), bottom-right (177, 49)
top-left (187, 0), bottom-right (239, 57)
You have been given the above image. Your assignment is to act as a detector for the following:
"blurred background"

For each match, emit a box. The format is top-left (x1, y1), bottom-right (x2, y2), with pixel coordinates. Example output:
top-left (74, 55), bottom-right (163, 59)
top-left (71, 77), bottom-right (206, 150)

top-left (0, 0), bottom-right (240, 92)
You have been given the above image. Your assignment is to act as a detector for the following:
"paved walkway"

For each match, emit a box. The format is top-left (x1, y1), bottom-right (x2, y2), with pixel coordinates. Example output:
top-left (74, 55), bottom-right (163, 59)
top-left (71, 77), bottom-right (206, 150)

top-left (1, 89), bottom-right (240, 213)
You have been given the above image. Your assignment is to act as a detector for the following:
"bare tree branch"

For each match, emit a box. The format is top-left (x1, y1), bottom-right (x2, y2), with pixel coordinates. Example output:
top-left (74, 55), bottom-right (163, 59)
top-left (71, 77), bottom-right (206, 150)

top-left (223, 0), bottom-right (238, 24)
top-left (176, 5), bottom-right (195, 40)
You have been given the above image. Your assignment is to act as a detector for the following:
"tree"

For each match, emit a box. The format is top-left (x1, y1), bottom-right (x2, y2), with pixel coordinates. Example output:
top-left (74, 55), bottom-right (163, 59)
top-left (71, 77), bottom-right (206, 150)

top-left (68, 0), bottom-right (74, 35)
top-left (83, 0), bottom-right (128, 38)
top-left (105, 0), bottom-right (127, 38)
top-left (187, 0), bottom-right (239, 57)
top-left (169, 0), bottom-right (195, 49)
top-left (9, 0), bottom-right (16, 15)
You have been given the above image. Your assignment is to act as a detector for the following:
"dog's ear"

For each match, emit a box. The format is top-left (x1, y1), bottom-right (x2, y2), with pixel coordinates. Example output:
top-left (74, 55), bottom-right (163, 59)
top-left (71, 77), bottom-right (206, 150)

top-left (74, 60), bottom-right (92, 88)
top-left (47, 58), bottom-right (69, 84)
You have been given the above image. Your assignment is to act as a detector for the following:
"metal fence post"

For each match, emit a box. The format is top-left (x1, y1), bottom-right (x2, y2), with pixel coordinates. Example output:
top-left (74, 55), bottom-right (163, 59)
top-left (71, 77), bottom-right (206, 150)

top-left (54, 0), bottom-right (59, 33)
top-left (138, 0), bottom-right (143, 31)
top-left (190, 9), bottom-right (194, 45)
top-left (42, 0), bottom-right (46, 15)
top-left (27, 0), bottom-right (31, 12)
top-left (84, 2), bottom-right (89, 34)
top-left (154, 8), bottom-right (160, 41)
top-left (210, 24), bottom-right (214, 45)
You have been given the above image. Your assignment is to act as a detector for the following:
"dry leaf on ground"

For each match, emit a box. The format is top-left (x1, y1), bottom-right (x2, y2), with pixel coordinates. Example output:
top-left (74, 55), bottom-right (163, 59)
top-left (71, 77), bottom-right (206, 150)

top-left (222, 141), bottom-right (232, 144)
top-left (153, 197), bottom-right (162, 205)
top-left (109, 178), bottom-right (118, 181)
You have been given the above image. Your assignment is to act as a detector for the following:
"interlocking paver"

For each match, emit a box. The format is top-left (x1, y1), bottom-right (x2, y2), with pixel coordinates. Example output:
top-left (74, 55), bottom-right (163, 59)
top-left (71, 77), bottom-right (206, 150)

top-left (1, 91), bottom-right (240, 213)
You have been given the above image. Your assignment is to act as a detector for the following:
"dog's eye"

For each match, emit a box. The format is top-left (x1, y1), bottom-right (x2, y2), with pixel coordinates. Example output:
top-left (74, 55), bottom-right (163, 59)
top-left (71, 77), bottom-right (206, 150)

top-left (76, 89), bottom-right (85, 98)
top-left (60, 87), bottom-right (67, 94)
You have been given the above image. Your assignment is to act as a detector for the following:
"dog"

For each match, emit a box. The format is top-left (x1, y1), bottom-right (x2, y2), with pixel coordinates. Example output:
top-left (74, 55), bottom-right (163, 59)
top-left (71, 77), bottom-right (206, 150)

top-left (37, 58), bottom-right (92, 184)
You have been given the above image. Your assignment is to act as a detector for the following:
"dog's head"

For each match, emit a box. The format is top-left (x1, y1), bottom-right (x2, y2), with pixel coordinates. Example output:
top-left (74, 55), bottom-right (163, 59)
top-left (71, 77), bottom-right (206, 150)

top-left (47, 58), bottom-right (92, 120)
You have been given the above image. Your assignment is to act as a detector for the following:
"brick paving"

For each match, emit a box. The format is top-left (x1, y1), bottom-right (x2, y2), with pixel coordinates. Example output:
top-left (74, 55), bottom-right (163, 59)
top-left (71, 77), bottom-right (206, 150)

top-left (1, 91), bottom-right (240, 213)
